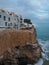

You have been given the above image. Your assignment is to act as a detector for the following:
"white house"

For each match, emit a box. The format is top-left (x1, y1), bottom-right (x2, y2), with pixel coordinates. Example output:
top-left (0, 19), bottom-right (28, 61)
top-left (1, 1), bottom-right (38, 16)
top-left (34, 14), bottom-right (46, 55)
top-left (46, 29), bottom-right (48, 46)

top-left (0, 9), bottom-right (24, 30)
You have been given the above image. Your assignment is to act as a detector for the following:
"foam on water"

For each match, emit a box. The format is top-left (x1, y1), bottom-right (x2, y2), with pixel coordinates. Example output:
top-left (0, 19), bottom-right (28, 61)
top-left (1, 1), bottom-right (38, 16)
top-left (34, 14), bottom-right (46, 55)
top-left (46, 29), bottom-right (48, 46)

top-left (38, 39), bottom-right (49, 60)
top-left (34, 39), bottom-right (49, 65)
top-left (34, 58), bottom-right (43, 65)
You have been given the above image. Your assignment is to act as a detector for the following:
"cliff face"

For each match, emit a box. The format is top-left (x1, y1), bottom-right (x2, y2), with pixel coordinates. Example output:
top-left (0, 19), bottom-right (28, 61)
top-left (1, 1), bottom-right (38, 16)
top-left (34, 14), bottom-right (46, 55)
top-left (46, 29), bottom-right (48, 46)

top-left (0, 26), bottom-right (42, 65)
top-left (0, 27), bottom-right (36, 54)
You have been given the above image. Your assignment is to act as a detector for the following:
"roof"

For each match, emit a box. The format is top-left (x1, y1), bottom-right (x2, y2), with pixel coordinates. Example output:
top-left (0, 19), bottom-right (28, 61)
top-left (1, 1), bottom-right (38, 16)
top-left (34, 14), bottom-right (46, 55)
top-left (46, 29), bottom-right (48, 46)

top-left (0, 9), bottom-right (19, 17)
top-left (0, 9), bottom-right (5, 12)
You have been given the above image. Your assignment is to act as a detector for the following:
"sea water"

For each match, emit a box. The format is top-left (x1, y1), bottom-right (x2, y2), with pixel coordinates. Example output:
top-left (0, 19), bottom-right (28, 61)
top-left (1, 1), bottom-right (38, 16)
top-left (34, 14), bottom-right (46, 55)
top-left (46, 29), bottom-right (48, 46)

top-left (34, 40), bottom-right (49, 65)
top-left (34, 23), bottom-right (49, 65)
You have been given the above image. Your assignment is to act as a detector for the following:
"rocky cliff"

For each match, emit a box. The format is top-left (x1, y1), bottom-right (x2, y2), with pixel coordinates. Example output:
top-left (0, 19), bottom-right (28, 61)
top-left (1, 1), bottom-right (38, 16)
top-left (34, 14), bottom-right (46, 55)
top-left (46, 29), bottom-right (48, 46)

top-left (0, 26), bottom-right (42, 65)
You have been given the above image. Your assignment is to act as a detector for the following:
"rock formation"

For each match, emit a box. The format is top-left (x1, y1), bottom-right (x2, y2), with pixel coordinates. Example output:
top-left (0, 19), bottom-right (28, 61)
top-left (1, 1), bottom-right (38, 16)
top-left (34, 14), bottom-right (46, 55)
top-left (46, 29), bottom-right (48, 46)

top-left (0, 26), bottom-right (42, 65)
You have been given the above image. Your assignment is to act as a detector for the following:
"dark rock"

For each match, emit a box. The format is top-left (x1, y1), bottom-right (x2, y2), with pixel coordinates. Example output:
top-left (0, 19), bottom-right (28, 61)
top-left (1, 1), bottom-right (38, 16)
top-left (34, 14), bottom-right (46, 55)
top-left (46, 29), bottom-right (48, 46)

top-left (0, 42), bottom-right (42, 65)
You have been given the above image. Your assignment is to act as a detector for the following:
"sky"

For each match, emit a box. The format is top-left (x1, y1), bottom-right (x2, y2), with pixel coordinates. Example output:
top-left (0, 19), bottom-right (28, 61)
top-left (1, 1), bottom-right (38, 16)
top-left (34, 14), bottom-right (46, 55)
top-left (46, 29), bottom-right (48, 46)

top-left (0, 0), bottom-right (49, 24)
top-left (0, 0), bottom-right (49, 40)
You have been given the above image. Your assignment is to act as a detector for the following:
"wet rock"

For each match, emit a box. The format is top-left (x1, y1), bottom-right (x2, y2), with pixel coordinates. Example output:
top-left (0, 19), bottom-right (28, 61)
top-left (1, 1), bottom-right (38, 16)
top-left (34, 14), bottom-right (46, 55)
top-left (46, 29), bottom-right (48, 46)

top-left (0, 41), bottom-right (42, 65)
top-left (0, 51), bottom-right (18, 65)
top-left (12, 42), bottom-right (42, 64)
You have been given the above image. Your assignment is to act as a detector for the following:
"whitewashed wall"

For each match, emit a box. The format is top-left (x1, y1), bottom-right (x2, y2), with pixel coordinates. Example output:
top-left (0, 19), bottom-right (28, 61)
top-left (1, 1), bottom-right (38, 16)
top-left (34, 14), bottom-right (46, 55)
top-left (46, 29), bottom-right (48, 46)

top-left (0, 11), bottom-right (21, 30)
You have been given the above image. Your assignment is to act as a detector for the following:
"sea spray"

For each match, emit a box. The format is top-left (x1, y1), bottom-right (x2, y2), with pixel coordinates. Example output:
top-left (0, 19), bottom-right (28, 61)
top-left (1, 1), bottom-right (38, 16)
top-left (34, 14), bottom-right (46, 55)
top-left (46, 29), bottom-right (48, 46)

top-left (34, 39), bottom-right (49, 65)
top-left (34, 58), bottom-right (43, 65)
top-left (38, 39), bottom-right (49, 60)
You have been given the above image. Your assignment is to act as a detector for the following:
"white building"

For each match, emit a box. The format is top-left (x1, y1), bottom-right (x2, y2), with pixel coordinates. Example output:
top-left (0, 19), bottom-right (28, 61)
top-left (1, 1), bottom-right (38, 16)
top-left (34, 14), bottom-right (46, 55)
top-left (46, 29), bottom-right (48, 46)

top-left (0, 9), bottom-right (24, 30)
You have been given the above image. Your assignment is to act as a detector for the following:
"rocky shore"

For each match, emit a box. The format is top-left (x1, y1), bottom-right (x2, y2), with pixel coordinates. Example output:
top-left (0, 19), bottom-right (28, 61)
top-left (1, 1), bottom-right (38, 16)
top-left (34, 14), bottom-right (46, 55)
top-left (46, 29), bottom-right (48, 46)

top-left (0, 26), bottom-right (42, 65)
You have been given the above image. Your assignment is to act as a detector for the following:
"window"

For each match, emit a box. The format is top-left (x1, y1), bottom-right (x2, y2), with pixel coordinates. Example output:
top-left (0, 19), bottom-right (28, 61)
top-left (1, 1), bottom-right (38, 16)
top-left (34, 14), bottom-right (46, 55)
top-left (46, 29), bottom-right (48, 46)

top-left (10, 23), bottom-right (12, 26)
top-left (17, 26), bottom-right (18, 30)
top-left (20, 21), bottom-right (22, 23)
top-left (4, 16), bottom-right (6, 21)
top-left (8, 23), bottom-right (12, 26)
top-left (0, 15), bottom-right (1, 18)
top-left (20, 18), bottom-right (22, 24)
top-left (8, 17), bottom-right (10, 21)
top-left (20, 18), bottom-right (22, 20)
top-left (5, 22), bottom-right (7, 26)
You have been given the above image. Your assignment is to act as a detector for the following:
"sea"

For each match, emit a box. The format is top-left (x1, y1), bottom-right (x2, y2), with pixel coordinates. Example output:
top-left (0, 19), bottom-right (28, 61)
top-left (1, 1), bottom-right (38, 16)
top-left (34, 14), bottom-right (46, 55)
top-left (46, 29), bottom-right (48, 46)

top-left (34, 23), bottom-right (49, 65)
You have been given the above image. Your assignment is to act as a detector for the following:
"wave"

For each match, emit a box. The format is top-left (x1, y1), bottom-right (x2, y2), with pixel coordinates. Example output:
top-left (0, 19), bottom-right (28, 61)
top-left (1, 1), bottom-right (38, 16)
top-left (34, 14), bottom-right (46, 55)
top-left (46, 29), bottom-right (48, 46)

top-left (34, 39), bottom-right (49, 65)
top-left (38, 39), bottom-right (49, 60)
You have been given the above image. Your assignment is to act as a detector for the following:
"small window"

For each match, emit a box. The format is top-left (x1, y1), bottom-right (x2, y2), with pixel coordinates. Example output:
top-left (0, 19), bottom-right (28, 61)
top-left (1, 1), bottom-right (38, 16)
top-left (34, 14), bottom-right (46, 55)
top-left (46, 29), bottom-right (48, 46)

top-left (0, 15), bottom-right (1, 18)
top-left (5, 22), bottom-right (7, 26)
top-left (10, 23), bottom-right (12, 26)
top-left (20, 18), bottom-right (22, 20)
top-left (20, 21), bottom-right (22, 23)
top-left (4, 16), bottom-right (6, 21)
top-left (8, 17), bottom-right (10, 21)
top-left (16, 26), bottom-right (18, 30)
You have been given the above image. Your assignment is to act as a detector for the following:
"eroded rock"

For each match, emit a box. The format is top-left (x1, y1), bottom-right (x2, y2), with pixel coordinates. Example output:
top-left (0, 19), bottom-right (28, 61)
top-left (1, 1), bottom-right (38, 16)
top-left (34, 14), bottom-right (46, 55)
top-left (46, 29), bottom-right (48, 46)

top-left (0, 41), bottom-right (42, 65)
top-left (0, 27), bottom-right (42, 65)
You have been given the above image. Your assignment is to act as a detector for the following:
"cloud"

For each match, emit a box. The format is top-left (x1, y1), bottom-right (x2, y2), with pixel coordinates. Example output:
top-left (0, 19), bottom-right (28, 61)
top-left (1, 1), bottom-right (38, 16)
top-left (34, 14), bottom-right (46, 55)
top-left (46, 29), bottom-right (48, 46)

top-left (21, 0), bottom-right (49, 20)
top-left (0, 0), bottom-right (49, 22)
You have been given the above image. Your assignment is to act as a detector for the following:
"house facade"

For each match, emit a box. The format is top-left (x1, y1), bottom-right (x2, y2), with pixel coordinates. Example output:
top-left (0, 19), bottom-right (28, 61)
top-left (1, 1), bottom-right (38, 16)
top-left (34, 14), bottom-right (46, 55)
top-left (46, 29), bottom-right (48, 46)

top-left (0, 9), bottom-right (24, 30)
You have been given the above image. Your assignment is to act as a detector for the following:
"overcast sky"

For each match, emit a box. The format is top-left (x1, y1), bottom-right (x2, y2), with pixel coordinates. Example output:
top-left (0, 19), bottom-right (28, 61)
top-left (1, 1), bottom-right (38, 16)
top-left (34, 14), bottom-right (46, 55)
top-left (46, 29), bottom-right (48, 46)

top-left (0, 0), bottom-right (49, 24)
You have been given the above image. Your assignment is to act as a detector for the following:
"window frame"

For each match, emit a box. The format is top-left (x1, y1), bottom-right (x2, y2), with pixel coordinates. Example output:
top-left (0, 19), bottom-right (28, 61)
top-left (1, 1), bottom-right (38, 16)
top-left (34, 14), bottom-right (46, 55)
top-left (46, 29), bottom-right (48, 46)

top-left (4, 16), bottom-right (6, 21)
top-left (0, 15), bottom-right (1, 18)
top-left (8, 17), bottom-right (10, 21)
top-left (5, 22), bottom-right (7, 26)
